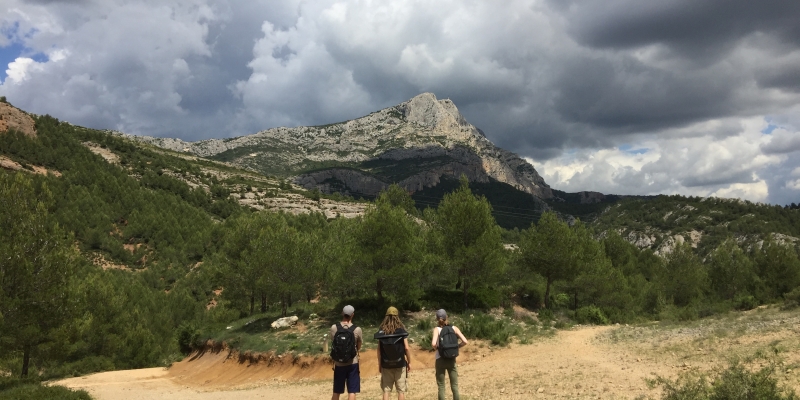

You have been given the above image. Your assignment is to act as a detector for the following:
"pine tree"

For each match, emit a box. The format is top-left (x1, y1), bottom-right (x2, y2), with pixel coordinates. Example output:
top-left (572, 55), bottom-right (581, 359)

top-left (0, 173), bottom-right (81, 377)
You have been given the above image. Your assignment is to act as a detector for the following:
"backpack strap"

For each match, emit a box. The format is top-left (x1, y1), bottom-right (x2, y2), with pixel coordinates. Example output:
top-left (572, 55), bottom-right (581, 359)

top-left (335, 322), bottom-right (343, 330)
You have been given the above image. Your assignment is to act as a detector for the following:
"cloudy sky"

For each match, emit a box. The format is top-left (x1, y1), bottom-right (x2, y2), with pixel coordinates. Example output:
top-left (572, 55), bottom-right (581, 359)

top-left (2, 0), bottom-right (800, 205)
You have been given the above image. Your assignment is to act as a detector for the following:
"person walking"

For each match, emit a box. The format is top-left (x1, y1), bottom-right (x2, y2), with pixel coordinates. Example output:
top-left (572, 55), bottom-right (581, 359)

top-left (330, 305), bottom-right (363, 400)
top-left (375, 306), bottom-right (411, 400)
top-left (430, 309), bottom-right (468, 400)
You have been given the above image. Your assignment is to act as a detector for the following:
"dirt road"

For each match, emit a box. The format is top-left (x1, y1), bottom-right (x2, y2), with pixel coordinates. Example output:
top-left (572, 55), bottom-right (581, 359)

top-left (52, 306), bottom-right (800, 399)
top-left (56, 325), bottom-right (676, 399)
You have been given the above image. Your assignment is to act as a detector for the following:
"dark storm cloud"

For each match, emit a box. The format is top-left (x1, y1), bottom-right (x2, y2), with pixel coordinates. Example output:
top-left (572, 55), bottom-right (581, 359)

top-left (2, 0), bottom-right (800, 203)
top-left (561, 0), bottom-right (800, 59)
top-left (551, 54), bottom-right (735, 132)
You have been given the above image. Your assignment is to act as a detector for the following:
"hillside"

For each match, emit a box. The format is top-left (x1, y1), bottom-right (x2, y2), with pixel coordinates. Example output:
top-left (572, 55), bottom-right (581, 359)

top-left (128, 93), bottom-right (553, 200)
top-left (592, 195), bottom-right (800, 255)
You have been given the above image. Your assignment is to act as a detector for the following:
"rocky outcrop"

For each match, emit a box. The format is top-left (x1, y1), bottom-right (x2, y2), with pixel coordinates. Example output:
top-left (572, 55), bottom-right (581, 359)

top-left (128, 93), bottom-right (553, 200)
top-left (0, 102), bottom-right (36, 137)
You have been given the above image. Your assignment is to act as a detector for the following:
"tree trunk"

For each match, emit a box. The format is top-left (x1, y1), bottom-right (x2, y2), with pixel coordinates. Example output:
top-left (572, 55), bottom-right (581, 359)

top-left (455, 276), bottom-right (462, 290)
top-left (249, 294), bottom-right (255, 316)
top-left (21, 344), bottom-right (31, 378)
top-left (544, 277), bottom-right (553, 309)
top-left (260, 292), bottom-right (267, 313)
top-left (281, 295), bottom-right (288, 317)
top-left (462, 279), bottom-right (469, 311)
top-left (376, 278), bottom-right (384, 302)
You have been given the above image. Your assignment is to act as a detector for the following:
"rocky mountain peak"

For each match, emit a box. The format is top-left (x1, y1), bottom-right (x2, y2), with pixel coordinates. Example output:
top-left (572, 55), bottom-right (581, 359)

top-left (127, 93), bottom-right (553, 200)
top-left (399, 92), bottom-right (470, 131)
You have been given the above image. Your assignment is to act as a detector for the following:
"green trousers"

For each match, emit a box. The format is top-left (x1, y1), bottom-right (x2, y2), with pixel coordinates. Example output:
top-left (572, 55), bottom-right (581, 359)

top-left (435, 357), bottom-right (459, 400)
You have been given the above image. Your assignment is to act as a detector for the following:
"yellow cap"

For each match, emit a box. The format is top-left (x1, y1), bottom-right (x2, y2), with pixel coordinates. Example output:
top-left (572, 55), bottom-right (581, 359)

top-left (386, 306), bottom-right (399, 316)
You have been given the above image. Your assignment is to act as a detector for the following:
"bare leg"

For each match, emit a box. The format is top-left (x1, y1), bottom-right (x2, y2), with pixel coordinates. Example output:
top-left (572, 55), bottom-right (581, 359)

top-left (331, 394), bottom-right (340, 400)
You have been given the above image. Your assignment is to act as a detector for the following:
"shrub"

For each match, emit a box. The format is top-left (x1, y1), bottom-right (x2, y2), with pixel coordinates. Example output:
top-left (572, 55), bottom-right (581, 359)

top-left (782, 287), bottom-right (800, 310)
top-left (652, 360), bottom-right (798, 400)
top-left (735, 294), bottom-right (758, 311)
top-left (537, 308), bottom-right (554, 322)
top-left (575, 305), bottom-right (609, 325)
top-left (458, 312), bottom-right (518, 346)
top-left (0, 382), bottom-right (92, 400)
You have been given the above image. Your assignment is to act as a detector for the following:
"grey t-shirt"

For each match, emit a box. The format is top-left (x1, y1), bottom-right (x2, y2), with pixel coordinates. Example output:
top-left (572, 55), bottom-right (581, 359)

top-left (330, 321), bottom-right (363, 366)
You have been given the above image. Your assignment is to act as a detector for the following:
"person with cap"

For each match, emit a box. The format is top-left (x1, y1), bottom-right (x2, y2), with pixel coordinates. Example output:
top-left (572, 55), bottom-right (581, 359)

top-left (375, 306), bottom-right (411, 400)
top-left (330, 305), bottom-right (363, 400)
top-left (430, 309), bottom-right (468, 400)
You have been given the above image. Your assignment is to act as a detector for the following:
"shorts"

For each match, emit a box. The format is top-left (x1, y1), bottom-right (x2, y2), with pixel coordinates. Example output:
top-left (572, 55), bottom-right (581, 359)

top-left (381, 367), bottom-right (407, 393)
top-left (333, 363), bottom-right (360, 394)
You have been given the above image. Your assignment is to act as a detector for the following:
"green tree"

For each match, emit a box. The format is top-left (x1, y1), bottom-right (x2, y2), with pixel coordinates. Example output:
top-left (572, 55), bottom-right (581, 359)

top-left (0, 173), bottom-right (81, 377)
top-left (252, 215), bottom-right (304, 316)
top-left (661, 242), bottom-right (707, 307)
top-left (433, 177), bottom-right (504, 309)
top-left (753, 235), bottom-right (800, 301)
top-left (353, 187), bottom-right (422, 302)
top-left (708, 239), bottom-right (757, 300)
top-left (517, 211), bottom-right (580, 309)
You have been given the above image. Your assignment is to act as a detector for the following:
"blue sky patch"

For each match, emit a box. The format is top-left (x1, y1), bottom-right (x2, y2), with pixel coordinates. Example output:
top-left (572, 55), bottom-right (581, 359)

top-left (619, 144), bottom-right (648, 155)
top-left (0, 42), bottom-right (48, 83)
top-left (762, 123), bottom-right (778, 135)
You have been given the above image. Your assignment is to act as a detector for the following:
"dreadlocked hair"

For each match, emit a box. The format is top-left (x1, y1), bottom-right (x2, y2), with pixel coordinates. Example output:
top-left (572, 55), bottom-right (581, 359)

top-left (379, 315), bottom-right (405, 334)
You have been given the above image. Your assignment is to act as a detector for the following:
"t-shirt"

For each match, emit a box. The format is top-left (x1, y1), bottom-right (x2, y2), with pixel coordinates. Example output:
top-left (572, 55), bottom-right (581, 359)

top-left (378, 327), bottom-right (408, 368)
top-left (330, 321), bottom-right (363, 366)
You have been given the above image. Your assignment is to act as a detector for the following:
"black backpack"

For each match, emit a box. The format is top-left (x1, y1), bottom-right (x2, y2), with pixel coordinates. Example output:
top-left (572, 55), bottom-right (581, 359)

top-left (374, 330), bottom-right (408, 369)
top-left (438, 325), bottom-right (459, 359)
top-left (330, 322), bottom-right (358, 363)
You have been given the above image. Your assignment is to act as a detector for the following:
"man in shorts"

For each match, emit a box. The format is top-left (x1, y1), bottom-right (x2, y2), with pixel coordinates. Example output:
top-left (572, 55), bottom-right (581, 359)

top-left (331, 305), bottom-right (362, 400)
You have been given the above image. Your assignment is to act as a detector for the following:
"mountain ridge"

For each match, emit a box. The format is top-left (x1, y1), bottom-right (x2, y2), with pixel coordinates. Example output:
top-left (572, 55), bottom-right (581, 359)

top-left (127, 93), bottom-right (553, 200)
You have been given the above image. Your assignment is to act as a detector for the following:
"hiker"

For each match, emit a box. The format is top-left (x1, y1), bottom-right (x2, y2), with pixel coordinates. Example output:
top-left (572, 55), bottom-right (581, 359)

top-left (430, 309), bottom-right (468, 400)
top-left (330, 305), bottom-right (363, 400)
top-left (374, 306), bottom-right (411, 400)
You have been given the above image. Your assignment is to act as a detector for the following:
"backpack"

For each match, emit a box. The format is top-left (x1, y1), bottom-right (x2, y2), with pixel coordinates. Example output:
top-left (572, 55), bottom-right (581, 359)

top-left (330, 322), bottom-right (358, 363)
top-left (375, 330), bottom-right (408, 369)
top-left (438, 325), bottom-right (459, 359)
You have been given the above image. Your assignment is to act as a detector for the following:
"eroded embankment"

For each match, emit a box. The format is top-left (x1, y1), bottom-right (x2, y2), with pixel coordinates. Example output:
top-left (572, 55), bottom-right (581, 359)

top-left (167, 341), bottom-right (438, 388)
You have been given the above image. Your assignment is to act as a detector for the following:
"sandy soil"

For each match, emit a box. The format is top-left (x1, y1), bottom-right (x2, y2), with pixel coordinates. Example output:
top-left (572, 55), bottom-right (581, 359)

top-left (55, 326), bottom-right (659, 399)
top-left (54, 309), bottom-right (800, 399)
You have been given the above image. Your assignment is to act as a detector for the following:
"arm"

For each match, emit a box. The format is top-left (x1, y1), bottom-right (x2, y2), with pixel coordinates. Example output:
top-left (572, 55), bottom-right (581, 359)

top-left (403, 338), bottom-right (411, 371)
top-left (376, 343), bottom-right (382, 373)
top-left (431, 327), bottom-right (439, 350)
top-left (453, 326), bottom-right (469, 347)
top-left (356, 328), bottom-right (363, 352)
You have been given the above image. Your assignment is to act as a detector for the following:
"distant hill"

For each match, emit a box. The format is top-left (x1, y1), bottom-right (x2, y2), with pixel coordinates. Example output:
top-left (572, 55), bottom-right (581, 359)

top-left (592, 195), bottom-right (800, 255)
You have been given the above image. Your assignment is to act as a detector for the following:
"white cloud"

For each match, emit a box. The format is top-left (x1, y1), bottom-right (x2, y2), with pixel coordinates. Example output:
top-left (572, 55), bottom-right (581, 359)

top-left (5, 57), bottom-right (42, 83)
top-left (532, 116), bottom-right (785, 202)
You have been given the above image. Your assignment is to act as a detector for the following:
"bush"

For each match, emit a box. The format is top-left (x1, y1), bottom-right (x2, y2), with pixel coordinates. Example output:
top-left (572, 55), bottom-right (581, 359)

top-left (419, 287), bottom-right (503, 311)
top-left (575, 305), bottom-right (609, 325)
top-left (652, 360), bottom-right (798, 400)
top-left (537, 308), bottom-right (554, 322)
top-left (0, 381), bottom-right (92, 400)
top-left (735, 294), bottom-right (758, 311)
top-left (458, 312), bottom-right (518, 346)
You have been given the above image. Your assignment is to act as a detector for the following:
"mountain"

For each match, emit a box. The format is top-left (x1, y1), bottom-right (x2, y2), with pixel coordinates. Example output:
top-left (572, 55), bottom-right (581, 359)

top-left (129, 93), bottom-right (553, 200)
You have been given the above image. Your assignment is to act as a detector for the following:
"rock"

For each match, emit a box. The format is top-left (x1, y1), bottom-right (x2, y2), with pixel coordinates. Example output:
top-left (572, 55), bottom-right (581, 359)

top-left (127, 93), bottom-right (553, 200)
top-left (0, 102), bottom-right (36, 138)
top-left (537, 387), bottom-right (544, 393)
top-left (271, 316), bottom-right (299, 329)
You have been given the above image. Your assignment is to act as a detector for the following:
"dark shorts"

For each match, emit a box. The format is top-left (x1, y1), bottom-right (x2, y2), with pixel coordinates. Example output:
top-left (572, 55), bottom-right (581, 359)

top-left (333, 363), bottom-right (360, 394)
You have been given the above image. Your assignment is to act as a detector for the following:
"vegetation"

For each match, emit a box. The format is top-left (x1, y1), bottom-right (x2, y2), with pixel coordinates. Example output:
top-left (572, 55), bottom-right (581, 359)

top-left (2, 112), bottom-right (800, 397)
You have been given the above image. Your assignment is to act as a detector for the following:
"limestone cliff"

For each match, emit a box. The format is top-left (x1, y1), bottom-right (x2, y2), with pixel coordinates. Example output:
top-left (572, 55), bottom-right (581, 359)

top-left (130, 93), bottom-right (552, 199)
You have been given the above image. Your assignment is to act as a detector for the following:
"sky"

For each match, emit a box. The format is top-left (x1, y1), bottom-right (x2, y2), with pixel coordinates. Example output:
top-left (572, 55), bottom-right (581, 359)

top-left (2, 0), bottom-right (800, 206)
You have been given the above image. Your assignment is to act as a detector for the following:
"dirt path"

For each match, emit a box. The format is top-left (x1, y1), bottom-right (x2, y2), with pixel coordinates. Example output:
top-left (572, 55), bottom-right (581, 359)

top-left (55, 325), bottom-right (677, 399)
